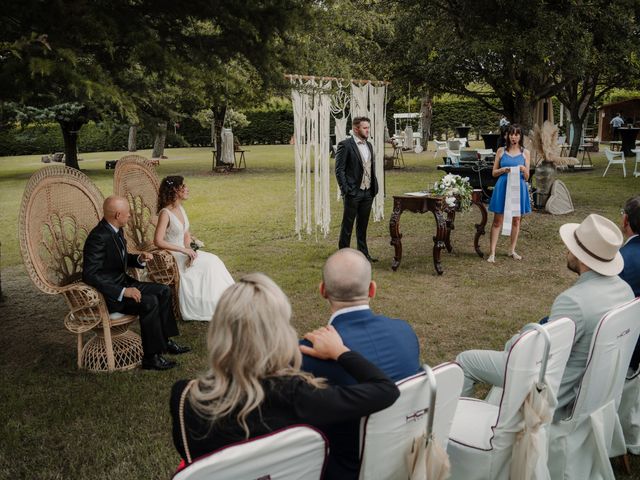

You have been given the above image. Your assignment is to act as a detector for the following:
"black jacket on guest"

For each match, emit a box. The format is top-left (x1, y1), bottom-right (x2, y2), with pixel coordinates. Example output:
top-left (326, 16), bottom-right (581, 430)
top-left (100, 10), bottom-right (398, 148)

top-left (82, 218), bottom-right (142, 303)
top-left (170, 351), bottom-right (399, 473)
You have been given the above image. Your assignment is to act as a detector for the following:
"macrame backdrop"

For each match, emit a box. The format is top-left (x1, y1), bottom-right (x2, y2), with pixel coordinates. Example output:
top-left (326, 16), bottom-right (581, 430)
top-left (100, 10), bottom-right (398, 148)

top-left (351, 82), bottom-right (387, 221)
top-left (291, 79), bottom-right (332, 237)
top-left (290, 76), bottom-right (387, 237)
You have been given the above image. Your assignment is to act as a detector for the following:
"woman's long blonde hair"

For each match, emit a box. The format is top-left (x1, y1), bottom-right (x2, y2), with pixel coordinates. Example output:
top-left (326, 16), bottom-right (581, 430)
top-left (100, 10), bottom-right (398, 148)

top-left (188, 273), bottom-right (324, 436)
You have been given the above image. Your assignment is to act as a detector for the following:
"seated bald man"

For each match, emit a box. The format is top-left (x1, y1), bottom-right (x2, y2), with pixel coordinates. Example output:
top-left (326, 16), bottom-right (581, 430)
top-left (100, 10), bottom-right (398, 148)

top-left (301, 248), bottom-right (421, 479)
top-left (83, 195), bottom-right (189, 371)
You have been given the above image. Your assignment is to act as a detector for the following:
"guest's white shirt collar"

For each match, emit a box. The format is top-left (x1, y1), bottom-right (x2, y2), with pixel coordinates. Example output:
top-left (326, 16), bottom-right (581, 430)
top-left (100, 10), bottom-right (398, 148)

top-left (624, 233), bottom-right (639, 246)
top-left (353, 134), bottom-right (367, 145)
top-left (328, 305), bottom-right (370, 325)
top-left (107, 221), bottom-right (120, 233)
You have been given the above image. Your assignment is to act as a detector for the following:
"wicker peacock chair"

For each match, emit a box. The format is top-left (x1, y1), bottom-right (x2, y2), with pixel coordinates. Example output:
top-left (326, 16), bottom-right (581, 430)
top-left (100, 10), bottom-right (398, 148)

top-left (19, 165), bottom-right (143, 372)
top-left (113, 155), bottom-right (182, 321)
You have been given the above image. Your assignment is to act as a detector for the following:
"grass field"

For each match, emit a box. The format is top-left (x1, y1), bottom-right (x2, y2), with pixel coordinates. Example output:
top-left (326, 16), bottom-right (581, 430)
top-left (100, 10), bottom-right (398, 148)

top-left (0, 143), bottom-right (638, 479)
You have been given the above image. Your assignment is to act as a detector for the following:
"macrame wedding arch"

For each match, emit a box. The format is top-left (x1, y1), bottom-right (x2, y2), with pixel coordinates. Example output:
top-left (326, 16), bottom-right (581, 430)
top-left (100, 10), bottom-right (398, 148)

top-left (287, 74), bottom-right (388, 238)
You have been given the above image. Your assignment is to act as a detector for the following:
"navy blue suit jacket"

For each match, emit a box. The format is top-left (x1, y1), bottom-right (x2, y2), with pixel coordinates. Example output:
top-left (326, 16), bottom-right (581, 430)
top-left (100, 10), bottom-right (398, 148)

top-left (301, 308), bottom-right (421, 479)
top-left (620, 236), bottom-right (640, 370)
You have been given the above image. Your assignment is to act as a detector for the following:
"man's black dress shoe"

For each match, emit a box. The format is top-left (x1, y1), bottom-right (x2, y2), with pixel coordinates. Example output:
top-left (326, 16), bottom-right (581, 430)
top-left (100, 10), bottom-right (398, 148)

top-left (365, 255), bottom-right (378, 263)
top-left (141, 354), bottom-right (176, 371)
top-left (167, 339), bottom-right (191, 355)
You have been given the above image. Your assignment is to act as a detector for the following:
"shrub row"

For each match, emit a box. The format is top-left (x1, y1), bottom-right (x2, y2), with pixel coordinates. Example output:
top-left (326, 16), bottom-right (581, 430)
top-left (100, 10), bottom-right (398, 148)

top-left (0, 98), bottom-right (503, 155)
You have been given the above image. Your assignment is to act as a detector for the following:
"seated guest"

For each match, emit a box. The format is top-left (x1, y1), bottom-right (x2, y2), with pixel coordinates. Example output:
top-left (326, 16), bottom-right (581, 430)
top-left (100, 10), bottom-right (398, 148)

top-left (457, 214), bottom-right (634, 420)
top-left (170, 273), bottom-right (399, 466)
top-left (83, 196), bottom-right (189, 371)
top-left (301, 248), bottom-right (421, 479)
top-left (620, 195), bottom-right (640, 371)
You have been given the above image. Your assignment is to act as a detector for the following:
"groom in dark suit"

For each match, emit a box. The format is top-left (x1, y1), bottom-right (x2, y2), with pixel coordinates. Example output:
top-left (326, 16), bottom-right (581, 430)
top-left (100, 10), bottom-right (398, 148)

top-left (335, 116), bottom-right (379, 262)
top-left (83, 195), bottom-right (189, 371)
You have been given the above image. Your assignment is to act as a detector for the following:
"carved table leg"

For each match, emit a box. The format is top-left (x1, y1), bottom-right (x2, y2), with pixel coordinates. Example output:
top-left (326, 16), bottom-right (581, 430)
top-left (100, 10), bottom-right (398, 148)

top-left (445, 209), bottom-right (455, 253)
top-left (431, 209), bottom-right (448, 275)
top-left (472, 195), bottom-right (488, 258)
top-left (389, 200), bottom-right (404, 271)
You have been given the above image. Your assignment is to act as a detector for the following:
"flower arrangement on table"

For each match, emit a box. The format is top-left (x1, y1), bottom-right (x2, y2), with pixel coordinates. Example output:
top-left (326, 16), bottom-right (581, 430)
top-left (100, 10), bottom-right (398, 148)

top-left (431, 173), bottom-right (473, 211)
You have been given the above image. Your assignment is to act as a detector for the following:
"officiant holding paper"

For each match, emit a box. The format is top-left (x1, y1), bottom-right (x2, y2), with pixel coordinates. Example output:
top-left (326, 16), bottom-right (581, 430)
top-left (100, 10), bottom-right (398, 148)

top-left (486, 124), bottom-right (531, 263)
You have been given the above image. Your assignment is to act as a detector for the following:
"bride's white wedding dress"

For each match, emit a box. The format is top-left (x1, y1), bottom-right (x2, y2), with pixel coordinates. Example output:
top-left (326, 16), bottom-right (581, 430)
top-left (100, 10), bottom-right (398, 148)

top-left (161, 206), bottom-right (234, 321)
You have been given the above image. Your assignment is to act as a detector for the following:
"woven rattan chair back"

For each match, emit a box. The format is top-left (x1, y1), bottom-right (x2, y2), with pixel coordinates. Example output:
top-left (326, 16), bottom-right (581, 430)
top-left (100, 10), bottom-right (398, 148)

top-left (19, 165), bottom-right (104, 293)
top-left (19, 166), bottom-right (142, 371)
top-left (113, 155), bottom-right (160, 252)
top-left (113, 154), bottom-right (182, 320)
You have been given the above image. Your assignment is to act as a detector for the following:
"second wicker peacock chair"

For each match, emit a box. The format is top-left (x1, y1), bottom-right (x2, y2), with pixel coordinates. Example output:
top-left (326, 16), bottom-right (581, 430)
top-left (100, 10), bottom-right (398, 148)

top-left (113, 154), bottom-right (182, 321)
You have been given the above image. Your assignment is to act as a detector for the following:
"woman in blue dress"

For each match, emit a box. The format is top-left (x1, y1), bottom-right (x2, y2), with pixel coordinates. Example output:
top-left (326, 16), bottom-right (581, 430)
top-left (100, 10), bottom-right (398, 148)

top-left (487, 124), bottom-right (531, 263)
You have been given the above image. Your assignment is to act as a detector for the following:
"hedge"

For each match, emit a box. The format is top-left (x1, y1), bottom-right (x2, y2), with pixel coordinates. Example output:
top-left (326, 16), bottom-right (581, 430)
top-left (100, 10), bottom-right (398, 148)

top-left (0, 122), bottom-right (189, 156)
top-left (0, 98), bottom-right (504, 155)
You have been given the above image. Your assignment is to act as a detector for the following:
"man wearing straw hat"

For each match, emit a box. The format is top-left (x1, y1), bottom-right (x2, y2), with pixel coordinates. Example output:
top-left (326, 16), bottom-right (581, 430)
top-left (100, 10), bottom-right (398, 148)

top-left (457, 214), bottom-right (634, 420)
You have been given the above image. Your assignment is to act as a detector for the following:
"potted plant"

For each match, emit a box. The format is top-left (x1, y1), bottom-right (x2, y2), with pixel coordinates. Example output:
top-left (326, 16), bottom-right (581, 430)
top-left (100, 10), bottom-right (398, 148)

top-left (529, 121), bottom-right (577, 209)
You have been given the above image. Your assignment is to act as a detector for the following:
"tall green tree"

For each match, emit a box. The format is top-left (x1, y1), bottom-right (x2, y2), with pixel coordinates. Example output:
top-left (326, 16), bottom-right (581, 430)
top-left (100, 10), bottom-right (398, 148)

top-left (1, 0), bottom-right (308, 169)
top-left (553, 1), bottom-right (640, 156)
top-left (391, 1), bottom-right (585, 132)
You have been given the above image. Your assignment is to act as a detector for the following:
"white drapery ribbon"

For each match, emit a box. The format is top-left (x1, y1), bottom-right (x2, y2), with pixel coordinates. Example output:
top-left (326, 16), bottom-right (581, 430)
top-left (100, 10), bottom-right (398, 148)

top-left (502, 166), bottom-right (521, 236)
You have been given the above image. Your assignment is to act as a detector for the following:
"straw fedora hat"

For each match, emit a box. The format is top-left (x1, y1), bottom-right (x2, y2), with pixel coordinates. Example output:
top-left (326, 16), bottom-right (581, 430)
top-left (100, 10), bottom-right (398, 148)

top-left (559, 214), bottom-right (624, 276)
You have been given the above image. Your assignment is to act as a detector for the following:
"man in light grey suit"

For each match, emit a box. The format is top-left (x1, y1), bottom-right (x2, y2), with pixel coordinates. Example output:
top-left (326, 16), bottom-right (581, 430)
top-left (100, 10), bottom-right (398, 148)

top-left (457, 214), bottom-right (635, 420)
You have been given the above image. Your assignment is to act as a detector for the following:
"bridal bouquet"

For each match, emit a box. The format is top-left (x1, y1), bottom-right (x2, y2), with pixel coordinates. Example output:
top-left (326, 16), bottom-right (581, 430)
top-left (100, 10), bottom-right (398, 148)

top-left (432, 173), bottom-right (473, 211)
top-left (190, 239), bottom-right (205, 251)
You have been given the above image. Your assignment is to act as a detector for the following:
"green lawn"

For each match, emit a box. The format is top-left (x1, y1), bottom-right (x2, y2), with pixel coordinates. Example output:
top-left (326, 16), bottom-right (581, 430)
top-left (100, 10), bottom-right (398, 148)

top-left (0, 144), bottom-right (638, 479)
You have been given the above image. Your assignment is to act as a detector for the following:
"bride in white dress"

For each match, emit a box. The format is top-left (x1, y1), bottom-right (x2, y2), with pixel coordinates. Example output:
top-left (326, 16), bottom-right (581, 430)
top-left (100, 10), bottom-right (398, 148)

top-left (154, 176), bottom-right (234, 321)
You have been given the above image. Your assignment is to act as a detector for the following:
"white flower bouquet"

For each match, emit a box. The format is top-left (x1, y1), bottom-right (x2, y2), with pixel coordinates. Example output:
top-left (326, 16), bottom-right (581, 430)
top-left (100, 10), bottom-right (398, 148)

top-left (432, 173), bottom-right (473, 211)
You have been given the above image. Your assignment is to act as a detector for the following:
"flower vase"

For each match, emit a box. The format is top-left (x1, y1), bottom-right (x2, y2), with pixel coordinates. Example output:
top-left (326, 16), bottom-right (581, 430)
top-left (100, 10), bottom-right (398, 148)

top-left (535, 162), bottom-right (556, 209)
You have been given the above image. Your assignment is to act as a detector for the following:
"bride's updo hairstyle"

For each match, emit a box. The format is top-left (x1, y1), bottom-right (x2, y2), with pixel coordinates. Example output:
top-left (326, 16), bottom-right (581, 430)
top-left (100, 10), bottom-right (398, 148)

top-left (158, 175), bottom-right (184, 211)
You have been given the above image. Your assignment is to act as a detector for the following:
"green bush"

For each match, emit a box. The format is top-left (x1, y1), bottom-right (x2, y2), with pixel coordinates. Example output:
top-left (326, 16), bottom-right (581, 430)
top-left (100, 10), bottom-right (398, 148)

top-left (0, 96), bottom-right (503, 154)
top-left (0, 122), bottom-right (190, 156)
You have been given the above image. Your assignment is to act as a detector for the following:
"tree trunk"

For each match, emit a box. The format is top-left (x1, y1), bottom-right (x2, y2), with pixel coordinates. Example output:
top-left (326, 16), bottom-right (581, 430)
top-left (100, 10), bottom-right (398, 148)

top-left (512, 98), bottom-right (535, 134)
top-left (212, 105), bottom-right (227, 169)
top-left (152, 121), bottom-right (167, 159)
top-left (568, 115), bottom-right (584, 158)
top-left (419, 93), bottom-right (433, 149)
top-left (59, 120), bottom-right (84, 170)
top-left (128, 125), bottom-right (137, 152)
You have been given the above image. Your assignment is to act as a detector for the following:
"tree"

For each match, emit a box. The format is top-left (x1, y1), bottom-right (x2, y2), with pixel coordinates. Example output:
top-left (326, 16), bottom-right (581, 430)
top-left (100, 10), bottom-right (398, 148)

top-left (1, 0), bottom-right (309, 169)
top-left (390, 1), bottom-right (587, 132)
top-left (553, 1), bottom-right (640, 156)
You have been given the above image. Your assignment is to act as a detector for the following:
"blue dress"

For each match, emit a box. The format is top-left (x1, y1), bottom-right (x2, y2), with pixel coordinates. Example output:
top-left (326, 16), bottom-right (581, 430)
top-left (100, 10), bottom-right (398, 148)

top-left (489, 150), bottom-right (532, 214)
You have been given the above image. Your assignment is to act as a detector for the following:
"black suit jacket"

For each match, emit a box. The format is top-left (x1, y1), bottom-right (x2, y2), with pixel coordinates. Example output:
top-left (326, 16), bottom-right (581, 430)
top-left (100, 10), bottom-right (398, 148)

top-left (335, 136), bottom-right (378, 197)
top-left (82, 218), bottom-right (142, 302)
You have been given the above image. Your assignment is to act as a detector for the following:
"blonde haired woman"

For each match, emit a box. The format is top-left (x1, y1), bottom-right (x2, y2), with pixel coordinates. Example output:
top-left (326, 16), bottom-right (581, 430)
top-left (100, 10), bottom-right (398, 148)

top-left (170, 273), bottom-right (399, 466)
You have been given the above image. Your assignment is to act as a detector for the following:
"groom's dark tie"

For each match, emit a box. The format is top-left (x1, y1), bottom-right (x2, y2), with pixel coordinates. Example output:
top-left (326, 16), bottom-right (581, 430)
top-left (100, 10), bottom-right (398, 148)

top-left (116, 229), bottom-right (126, 258)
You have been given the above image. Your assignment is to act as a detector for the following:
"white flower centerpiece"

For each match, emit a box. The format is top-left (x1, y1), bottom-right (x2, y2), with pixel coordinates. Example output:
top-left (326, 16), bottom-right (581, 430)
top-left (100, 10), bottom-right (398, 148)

top-left (432, 173), bottom-right (473, 211)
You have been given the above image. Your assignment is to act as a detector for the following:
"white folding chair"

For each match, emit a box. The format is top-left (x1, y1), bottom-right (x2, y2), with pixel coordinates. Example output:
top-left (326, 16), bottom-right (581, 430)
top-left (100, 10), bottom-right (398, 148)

top-left (603, 148), bottom-right (626, 177)
top-left (447, 318), bottom-right (575, 480)
top-left (433, 140), bottom-right (448, 159)
top-left (630, 148), bottom-right (640, 177)
top-left (548, 298), bottom-right (640, 480)
top-left (172, 425), bottom-right (328, 480)
top-left (446, 149), bottom-right (461, 165)
top-left (619, 364), bottom-right (640, 455)
top-left (358, 362), bottom-right (463, 480)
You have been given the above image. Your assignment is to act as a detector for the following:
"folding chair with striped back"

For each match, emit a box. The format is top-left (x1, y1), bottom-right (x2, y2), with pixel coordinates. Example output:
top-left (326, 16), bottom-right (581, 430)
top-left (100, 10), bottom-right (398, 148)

top-left (549, 298), bottom-right (640, 480)
top-left (358, 362), bottom-right (463, 480)
top-left (172, 425), bottom-right (328, 480)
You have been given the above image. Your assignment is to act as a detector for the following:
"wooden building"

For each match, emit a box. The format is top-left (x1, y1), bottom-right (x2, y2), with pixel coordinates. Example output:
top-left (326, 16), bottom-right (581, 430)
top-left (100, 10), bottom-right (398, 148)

top-left (597, 98), bottom-right (640, 141)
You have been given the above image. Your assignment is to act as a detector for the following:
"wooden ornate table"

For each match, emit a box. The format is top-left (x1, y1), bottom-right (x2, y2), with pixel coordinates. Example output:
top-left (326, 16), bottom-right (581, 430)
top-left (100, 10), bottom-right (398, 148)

top-left (389, 190), bottom-right (487, 275)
